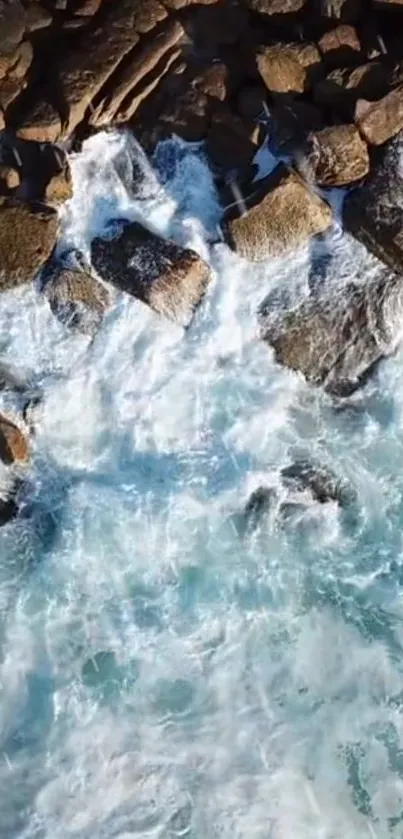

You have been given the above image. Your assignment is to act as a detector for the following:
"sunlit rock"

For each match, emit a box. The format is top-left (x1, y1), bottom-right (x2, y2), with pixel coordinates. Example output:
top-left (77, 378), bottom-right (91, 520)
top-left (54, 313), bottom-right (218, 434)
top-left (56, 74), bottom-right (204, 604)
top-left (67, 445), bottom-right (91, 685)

top-left (0, 413), bottom-right (29, 465)
top-left (91, 220), bottom-right (211, 327)
top-left (0, 197), bottom-right (58, 290)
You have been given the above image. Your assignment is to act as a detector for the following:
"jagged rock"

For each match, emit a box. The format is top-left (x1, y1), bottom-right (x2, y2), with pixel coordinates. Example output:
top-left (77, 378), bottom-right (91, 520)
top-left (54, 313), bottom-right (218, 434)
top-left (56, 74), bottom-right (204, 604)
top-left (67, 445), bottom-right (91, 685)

top-left (0, 164), bottom-right (20, 191)
top-left (206, 109), bottom-right (262, 171)
top-left (224, 164), bottom-right (332, 262)
top-left (302, 124), bottom-right (369, 186)
top-left (355, 87), bottom-right (403, 146)
top-left (314, 62), bottom-right (389, 114)
top-left (88, 20), bottom-right (184, 127)
top-left (269, 101), bottom-right (324, 152)
top-left (0, 413), bottom-right (28, 464)
top-left (281, 460), bottom-right (356, 506)
top-left (318, 25), bottom-right (362, 67)
top-left (0, 198), bottom-right (58, 290)
top-left (257, 43), bottom-right (323, 95)
top-left (91, 221), bottom-right (211, 327)
top-left (236, 486), bottom-right (277, 535)
top-left (259, 266), bottom-right (403, 395)
top-left (43, 259), bottom-right (110, 333)
top-left (344, 133), bottom-right (403, 273)
top-left (16, 99), bottom-right (62, 143)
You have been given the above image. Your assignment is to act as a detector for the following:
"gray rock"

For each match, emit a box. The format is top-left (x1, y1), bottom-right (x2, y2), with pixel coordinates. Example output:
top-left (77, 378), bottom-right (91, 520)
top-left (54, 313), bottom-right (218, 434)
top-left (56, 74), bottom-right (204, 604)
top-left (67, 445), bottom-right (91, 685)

top-left (281, 459), bottom-right (356, 506)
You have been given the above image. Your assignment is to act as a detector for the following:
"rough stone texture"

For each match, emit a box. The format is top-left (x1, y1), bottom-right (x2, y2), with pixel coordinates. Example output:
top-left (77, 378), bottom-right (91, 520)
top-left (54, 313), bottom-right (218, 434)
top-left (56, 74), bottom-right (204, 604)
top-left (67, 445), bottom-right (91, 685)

top-left (44, 164), bottom-right (73, 206)
top-left (74, 0), bottom-right (103, 15)
top-left (344, 133), bottom-right (403, 274)
top-left (257, 43), bottom-right (323, 95)
top-left (91, 221), bottom-right (211, 327)
top-left (314, 62), bottom-right (389, 113)
top-left (302, 124), bottom-right (369, 186)
top-left (25, 4), bottom-right (53, 31)
top-left (281, 460), bottom-right (356, 506)
top-left (259, 267), bottom-right (403, 395)
top-left (0, 164), bottom-right (20, 191)
top-left (224, 165), bottom-right (332, 262)
top-left (244, 0), bottom-right (306, 13)
top-left (156, 87), bottom-right (211, 142)
top-left (0, 198), bottom-right (58, 290)
top-left (89, 20), bottom-right (184, 127)
top-left (206, 109), bottom-right (261, 171)
top-left (355, 87), bottom-right (403, 146)
top-left (8, 41), bottom-right (33, 80)
top-left (16, 99), bottom-right (62, 143)
top-left (0, 413), bottom-right (29, 464)
top-left (318, 25), bottom-right (362, 67)
top-left (196, 63), bottom-right (229, 102)
top-left (44, 261), bottom-right (110, 333)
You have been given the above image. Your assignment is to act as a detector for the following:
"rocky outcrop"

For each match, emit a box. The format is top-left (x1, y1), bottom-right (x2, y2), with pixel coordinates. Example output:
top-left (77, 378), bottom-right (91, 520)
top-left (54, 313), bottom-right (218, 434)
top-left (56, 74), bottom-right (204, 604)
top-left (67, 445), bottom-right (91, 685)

top-left (0, 198), bottom-right (58, 291)
top-left (91, 221), bottom-right (211, 327)
top-left (224, 165), bottom-right (332, 262)
top-left (257, 43), bottom-right (323, 95)
top-left (281, 460), bottom-right (356, 506)
top-left (301, 124), bottom-right (369, 186)
top-left (259, 265), bottom-right (403, 395)
top-left (344, 133), bottom-right (403, 273)
top-left (0, 413), bottom-right (29, 465)
top-left (355, 86), bottom-right (403, 145)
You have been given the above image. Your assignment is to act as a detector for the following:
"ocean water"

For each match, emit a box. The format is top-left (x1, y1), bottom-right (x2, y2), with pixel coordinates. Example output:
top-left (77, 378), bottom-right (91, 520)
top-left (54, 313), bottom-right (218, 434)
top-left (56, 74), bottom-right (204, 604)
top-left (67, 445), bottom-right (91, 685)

top-left (1, 130), bottom-right (403, 838)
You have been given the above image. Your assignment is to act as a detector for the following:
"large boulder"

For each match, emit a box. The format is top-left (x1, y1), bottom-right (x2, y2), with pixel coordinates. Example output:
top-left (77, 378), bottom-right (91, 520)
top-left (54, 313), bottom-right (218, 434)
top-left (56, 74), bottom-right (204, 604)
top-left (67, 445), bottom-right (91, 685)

top-left (0, 198), bottom-right (58, 291)
top-left (301, 124), bottom-right (369, 186)
top-left (0, 413), bottom-right (29, 465)
top-left (257, 43), bottom-right (323, 96)
top-left (43, 256), bottom-right (110, 333)
top-left (91, 221), bottom-right (211, 327)
top-left (355, 86), bottom-right (403, 146)
top-left (344, 133), bottom-right (403, 273)
top-left (259, 264), bottom-right (403, 395)
top-left (224, 164), bottom-right (332, 262)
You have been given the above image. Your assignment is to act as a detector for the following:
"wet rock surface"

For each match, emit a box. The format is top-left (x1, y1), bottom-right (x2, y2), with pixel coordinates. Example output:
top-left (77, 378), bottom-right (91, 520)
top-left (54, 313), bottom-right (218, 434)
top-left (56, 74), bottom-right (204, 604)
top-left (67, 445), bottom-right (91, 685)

top-left (91, 221), bottom-right (211, 327)
top-left (0, 197), bottom-right (58, 290)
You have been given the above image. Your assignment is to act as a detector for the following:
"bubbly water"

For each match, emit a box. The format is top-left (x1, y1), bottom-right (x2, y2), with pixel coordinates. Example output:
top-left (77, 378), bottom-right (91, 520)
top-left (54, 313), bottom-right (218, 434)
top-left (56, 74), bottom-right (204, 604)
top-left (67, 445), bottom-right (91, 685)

top-left (1, 130), bottom-right (403, 839)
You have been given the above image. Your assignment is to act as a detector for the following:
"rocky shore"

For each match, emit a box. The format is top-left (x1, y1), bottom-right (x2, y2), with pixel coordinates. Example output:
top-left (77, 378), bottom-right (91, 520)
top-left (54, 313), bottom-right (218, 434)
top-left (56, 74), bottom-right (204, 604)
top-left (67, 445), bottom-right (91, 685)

top-left (2, 0), bottom-right (403, 521)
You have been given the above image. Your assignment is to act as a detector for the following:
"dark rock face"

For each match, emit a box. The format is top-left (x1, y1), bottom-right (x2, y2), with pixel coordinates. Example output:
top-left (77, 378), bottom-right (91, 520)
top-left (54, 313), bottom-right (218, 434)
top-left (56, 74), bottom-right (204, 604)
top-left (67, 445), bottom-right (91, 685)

top-left (344, 133), bottom-right (403, 274)
top-left (281, 460), bottom-right (356, 506)
top-left (91, 222), bottom-right (211, 327)
top-left (224, 164), bottom-right (332, 262)
top-left (301, 124), bottom-right (369, 186)
top-left (259, 266), bottom-right (403, 396)
top-left (0, 198), bottom-right (58, 290)
top-left (43, 257), bottom-right (110, 333)
top-left (0, 413), bottom-right (29, 465)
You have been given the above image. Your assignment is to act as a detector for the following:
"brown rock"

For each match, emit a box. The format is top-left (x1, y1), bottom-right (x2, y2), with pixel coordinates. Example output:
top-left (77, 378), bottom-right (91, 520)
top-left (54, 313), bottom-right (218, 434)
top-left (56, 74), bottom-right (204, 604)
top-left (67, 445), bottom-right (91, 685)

top-left (224, 164), bottom-right (332, 261)
top-left (355, 87), bottom-right (403, 146)
top-left (163, 0), bottom-right (218, 8)
top-left (314, 62), bottom-right (389, 113)
top-left (0, 198), bottom-right (58, 291)
top-left (302, 124), bottom-right (369, 186)
top-left (15, 99), bottom-right (62, 143)
top-left (0, 1), bottom-right (26, 53)
top-left (318, 25), bottom-right (362, 67)
top-left (91, 221), bottom-right (211, 327)
top-left (7, 41), bottom-right (33, 80)
top-left (44, 165), bottom-right (73, 207)
top-left (0, 165), bottom-right (20, 191)
top-left (257, 43), bottom-right (323, 95)
top-left (114, 48), bottom-right (182, 124)
top-left (44, 261), bottom-right (110, 333)
top-left (0, 413), bottom-right (28, 464)
top-left (0, 76), bottom-right (27, 111)
top-left (89, 20), bottom-right (184, 126)
top-left (206, 109), bottom-right (261, 171)
top-left (0, 109), bottom-right (4, 131)
top-left (25, 4), bottom-right (52, 31)
top-left (197, 63), bottom-right (229, 102)
top-left (74, 0), bottom-right (103, 14)
top-left (245, 0), bottom-right (306, 13)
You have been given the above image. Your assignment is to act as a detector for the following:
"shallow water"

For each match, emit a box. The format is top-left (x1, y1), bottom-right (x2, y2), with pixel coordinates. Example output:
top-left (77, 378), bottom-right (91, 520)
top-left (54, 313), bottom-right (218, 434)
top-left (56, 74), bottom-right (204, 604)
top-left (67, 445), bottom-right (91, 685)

top-left (1, 130), bottom-right (403, 839)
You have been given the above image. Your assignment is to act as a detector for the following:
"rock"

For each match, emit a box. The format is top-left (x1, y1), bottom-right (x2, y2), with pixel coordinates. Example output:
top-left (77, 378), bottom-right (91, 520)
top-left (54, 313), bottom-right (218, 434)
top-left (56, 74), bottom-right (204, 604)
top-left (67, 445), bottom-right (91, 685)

top-left (43, 162), bottom-right (73, 206)
top-left (281, 460), bottom-right (356, 506)
top-left (0, 1), bottom-right (26, 54)
top-left (314, 62), bottom-right (389, 114)
top-left (259, 266), bottom-right (403, 395)
top-left (163, 0), bottom-right (221, 9)
top-left (0, 109), bottom-right (4, 131)
top-left (237, 485), bottom-right (277, 535)
top-left (269, 101), bottom-right (324, 152)
top-left (0, 164), bottom-right (20, 191)
top-left (25, 4), bottom-right (53, 31)
top-left (236, 84), bottom-right (266, 121)
top-left (157, 87), bottom-right (210, 142)
top-left (206, 109), bottom-right (262, 171)
top-left (0, 492), bottom-right (18, 526)
top-left (245, 0), bottom-right (306, 13)
top-left (0, 198), bottom-right (58, 291)
top-left (196, 63), bottom-right (229, 102)
top-left (257, 43), bottom-right (323, 95)
top-left (302, 124), bottom-right (369, 187)
top-left (318, 25), bottom-right (362, 67)
top-left (185, 1), bottom-right (248, 48)
top-left (74, 0), bottom-right (103, 15)
top-left (91, 221), bottom-right (211, 327)
top-left (0, 76), bottom-right (28, 111)
top-left (0, 413), bottom-right (28, 464)
top-left (355, 87), bottom-right (403, 146)
top-left (43, 259), bottom-right (110, 333)
top-left (88, 20), bottom-right (184, 126)
top-left (344, 133), bottom-right (403, 274)
top-left (7, 41), bottom-right (33, 80)
top-left (16, 99), bottom-right (62, 143)
top-left (224, 164), bottom-right (332, 262)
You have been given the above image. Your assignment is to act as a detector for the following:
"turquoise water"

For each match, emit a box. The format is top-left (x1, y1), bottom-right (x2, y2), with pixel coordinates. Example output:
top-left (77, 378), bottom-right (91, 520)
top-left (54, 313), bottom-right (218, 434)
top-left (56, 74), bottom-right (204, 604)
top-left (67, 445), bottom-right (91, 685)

top-left (0, 131), bottom-right (403, 838)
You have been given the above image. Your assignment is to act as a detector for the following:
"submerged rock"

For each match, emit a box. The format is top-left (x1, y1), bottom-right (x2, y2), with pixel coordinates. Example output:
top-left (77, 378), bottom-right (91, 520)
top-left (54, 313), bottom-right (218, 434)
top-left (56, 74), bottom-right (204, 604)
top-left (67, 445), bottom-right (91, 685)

top-left (344, 132), bottom-right (403, 275)
top-left (281, 460), bottom-right (356, 506)
top-left (224, 164), bottom-right (332, 262)
top-left (43, 256), bottom-right (110, 334)
top-left (91, 221), bottom-right (211, 327)
top-left (235, 485), bottom-right (277, 535)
